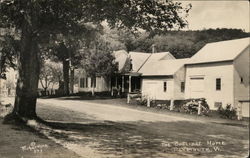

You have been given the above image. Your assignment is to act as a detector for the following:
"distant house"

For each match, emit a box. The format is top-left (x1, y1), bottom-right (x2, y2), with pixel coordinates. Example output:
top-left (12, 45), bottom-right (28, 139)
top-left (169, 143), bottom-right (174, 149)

top-left (78, 70), bottom-right (110, 93)
top-left (139, 58), bottom-right (189, 100)
top-left (0, 68), bottom-right (18, 97)
top-left (185, 38), bottom-right (250, 112)
top-left (123, 51), bottom-right (175, 94)
top-left (78, 50), bottom-right (175, 94)
top-left (78, 50), bottom-right (129, 93)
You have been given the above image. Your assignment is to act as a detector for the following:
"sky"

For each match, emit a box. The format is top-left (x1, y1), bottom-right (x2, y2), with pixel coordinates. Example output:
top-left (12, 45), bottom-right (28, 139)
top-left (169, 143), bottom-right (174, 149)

top-left (177, 0), bottom-right (249, 32)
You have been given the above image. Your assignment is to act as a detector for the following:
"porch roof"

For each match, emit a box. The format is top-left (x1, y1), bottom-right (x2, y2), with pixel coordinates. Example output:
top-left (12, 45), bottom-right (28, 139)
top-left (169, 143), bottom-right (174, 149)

top-left (124, 72), bottom-right (142, 76)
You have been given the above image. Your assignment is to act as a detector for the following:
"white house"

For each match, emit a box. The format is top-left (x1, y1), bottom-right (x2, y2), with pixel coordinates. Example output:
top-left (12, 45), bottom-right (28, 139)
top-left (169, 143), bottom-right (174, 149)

top-left (0, 68), bottom-right (18, 97)
top-left (139, 58), bottom-right (189, 100)
top-left (185, 38), bottom-right (249, 113)
top-left (125, 51), bottom-right (175, 93)
top-left (78, 70), bottom-right (110, 93)
top-left (78, 50), bottom-right (129, 93)
top-left (78, 50), bottom-right (175, 94)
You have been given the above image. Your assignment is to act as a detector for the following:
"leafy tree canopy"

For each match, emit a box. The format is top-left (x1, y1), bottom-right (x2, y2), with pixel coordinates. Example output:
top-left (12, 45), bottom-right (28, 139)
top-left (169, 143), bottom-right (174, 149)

top-left (0, 0), bottom-right (192, 118)
top-left (80, 34), bottom-right (116, 78)
top-left (0, 29), bottom-right (19, 78)
top-left (105, 28), bottom-right (249, 58)
top-left (39, 60), bottom-right (62, 91)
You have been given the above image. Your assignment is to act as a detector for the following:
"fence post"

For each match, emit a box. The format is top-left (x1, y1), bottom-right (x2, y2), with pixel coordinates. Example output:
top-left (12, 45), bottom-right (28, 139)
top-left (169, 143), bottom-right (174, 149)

top-left (198, 101), bottom-right (202, 115)
top-left (147, 96), bottom-right (150, 107)
top-left (170, 99), bottom-right (174, 111)
top-left (127, 93), bottom-right (130, 104)
top-left (111, 87), bottom-right (114, 96)
top-left (237, 102), bottom-right (242, 120)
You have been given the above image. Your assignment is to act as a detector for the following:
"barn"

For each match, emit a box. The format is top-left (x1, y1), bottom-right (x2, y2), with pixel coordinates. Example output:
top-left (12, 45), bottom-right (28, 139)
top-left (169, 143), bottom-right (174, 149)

top-left (185, 38), bottom-right (249, 118)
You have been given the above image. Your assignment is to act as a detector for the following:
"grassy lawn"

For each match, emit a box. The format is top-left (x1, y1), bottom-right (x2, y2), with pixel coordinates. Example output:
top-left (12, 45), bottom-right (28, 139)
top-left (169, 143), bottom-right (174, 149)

top-left (0, 118), bottom-right (81, 158)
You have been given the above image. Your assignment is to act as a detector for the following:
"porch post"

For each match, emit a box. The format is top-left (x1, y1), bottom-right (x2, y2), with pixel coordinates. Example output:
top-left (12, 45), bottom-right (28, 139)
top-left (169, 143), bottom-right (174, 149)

top-left (122, 76), bottom-right (124, 92)
top-left (109, 77), bottom-right (111, 91)
top-left (128, 75), bottom-right (132, 93)
top-left (111, 77), bottom-right (113, 96)
top-left (115, 76), bottom-right (118, 88)
top-left (127, 94), bottom-right (130, 104)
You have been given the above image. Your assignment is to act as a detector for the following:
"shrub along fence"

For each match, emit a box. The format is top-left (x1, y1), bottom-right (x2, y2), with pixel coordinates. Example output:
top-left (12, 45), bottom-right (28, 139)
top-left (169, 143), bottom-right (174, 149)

top-left (129, 96), bottom-right (240, 119)
top-left (129, 96), bottom-right (210, 116)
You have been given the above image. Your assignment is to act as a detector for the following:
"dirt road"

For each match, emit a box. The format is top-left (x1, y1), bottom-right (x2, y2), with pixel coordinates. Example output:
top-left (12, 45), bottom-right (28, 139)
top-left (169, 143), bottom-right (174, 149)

top-left (38, 98), bottom-right (193, 122)
top-left (1, 97), bottom-right (249, 158)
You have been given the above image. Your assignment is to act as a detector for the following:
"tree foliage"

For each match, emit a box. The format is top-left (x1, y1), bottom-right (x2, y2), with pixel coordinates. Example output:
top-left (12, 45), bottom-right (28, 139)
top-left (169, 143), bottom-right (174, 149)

top-left (0, 0), bottom-right (191, 119)
top-left (0, 29), bottom-right (19, 79)
top-left (107, 28), bottom-right (249, 58)
top-left (81, 35), bottom-right (116, 79)
top-left (39, 60), bottom-right (62, 91)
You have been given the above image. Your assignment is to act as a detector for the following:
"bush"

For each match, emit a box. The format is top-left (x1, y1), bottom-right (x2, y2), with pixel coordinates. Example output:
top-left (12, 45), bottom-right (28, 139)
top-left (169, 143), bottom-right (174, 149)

top-left (136, 97), bottom-right (147, 106)
top-left (181, 98), bottom-right (210, 115)
top-left (154, 100), bottom-right (170, 109)
top-left (136, 98), bottom-right (170, 108)
top-left (217, 104), bottom-right (237, 119)
top-left (0, 103), bottom-right (13, 118)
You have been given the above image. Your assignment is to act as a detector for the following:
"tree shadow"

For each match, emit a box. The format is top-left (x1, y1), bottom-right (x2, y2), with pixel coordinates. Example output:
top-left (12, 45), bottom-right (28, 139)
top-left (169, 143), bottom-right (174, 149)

top-left (211, 122), bottom-right (249, 128)
top-left (39, 94), bottom-right (125, 101)
top-left (37, 118), bottom-right (249, 157)
top-left (3, 113), bottom-right (248, 158)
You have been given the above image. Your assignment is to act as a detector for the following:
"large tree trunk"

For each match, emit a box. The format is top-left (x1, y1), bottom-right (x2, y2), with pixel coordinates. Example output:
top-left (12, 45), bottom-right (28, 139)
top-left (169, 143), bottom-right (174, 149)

top-left (63, 60), bottom-right (70, 95)
top-left (69, 68), bottom-right (74, 94)
top-left (12, 27), bottom-right (40, 119)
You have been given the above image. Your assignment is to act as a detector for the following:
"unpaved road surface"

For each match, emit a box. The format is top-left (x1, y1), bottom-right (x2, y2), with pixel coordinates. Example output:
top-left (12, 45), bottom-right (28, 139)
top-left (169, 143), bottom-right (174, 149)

top-left (38, 98), bottom-right (192, 123)
top-left (1, 97), bottom-right (249, 158)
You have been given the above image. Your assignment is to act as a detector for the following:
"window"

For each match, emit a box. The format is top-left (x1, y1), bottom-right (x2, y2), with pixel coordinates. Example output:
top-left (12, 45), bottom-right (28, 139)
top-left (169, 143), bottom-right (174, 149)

top-left (80, 78), bottom-right (84, 88)
top-left (214, 102), bottom-right (222, 108)
top-left (163, 81), bottom-right (167, 92)
top-left (85, 78), bottom-right (88, 88)
top-left (80, 78), bottom-right (85, 88)
top-left (94, 77), bottom-right (96, 88)
top-left (91, 77), bottom-right (96, 88)
top-left (216, 78), bottom-right (221, 91)
top-left (240, 77), bottom-right (244, 84)
top-left (181, 82), bottom-right (185, 92)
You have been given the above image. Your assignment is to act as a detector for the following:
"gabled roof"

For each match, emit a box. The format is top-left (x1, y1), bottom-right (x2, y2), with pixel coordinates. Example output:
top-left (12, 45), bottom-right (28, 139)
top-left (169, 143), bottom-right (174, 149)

top-left (129, 52), bottom-right (151, 72)
top-left (129, 51), bottom-right (175, 72)
top-left (189, 37), bottom-right (250, 64)
top-left (112, 50), bottom-right (176, 74)
top-left (139, 58), bottom-right (190, 76)
top-left (113, 50), bottom-right (129, 72)
top-left (146, 52), bottom-right (175, 63)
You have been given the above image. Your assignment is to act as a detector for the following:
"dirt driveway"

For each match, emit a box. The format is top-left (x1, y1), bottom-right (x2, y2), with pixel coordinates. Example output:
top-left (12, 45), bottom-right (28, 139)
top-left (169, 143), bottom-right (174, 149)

top-left (1, 97), bottom-right (249, 158)
top-left (35, 98), bottom-right (249, 158)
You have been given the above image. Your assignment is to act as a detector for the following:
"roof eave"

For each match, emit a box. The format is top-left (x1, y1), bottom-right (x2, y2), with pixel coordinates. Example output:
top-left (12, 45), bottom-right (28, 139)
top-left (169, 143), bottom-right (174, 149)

top-left (185, 60), bottom-right (233, 66)
top-left (141, 75), bottom-right (174, 77)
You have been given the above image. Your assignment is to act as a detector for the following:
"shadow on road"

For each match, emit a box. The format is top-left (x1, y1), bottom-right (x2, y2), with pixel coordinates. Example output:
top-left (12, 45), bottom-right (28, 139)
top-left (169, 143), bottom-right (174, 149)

top-left (34, 116), bottom-right (249, 158)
